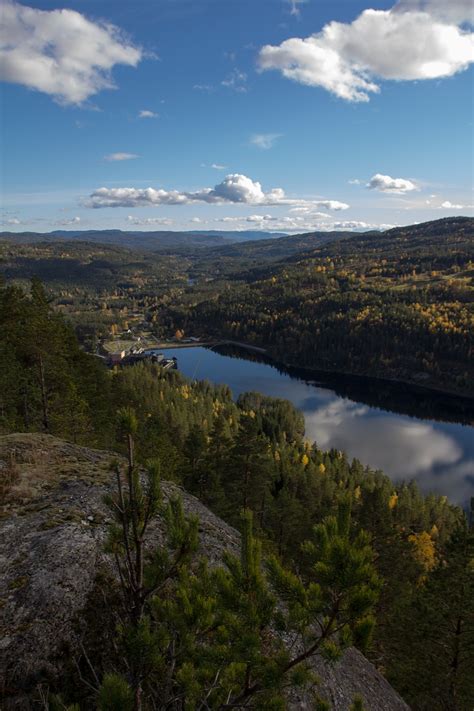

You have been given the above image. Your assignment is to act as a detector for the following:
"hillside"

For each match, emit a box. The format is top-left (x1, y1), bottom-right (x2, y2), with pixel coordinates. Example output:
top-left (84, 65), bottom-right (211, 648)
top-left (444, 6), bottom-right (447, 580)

top-left (0, 240), bottom-right (191, 343)
top-left (0, 229), bottom-right (233, 251)
top-left (0, 433), bottom-right (409, 711)
top-left (155, 218), bottom-right (474, 396)
top-left (0, 239), bottom-right (186, 287)
top-left (304, 217), bottom-right (474, 262)
top-left (0, 228), bottom-right (287, 251)
top-left (185, 229), bottom-right (362, 280)
top-left (1, 281), bottom-right (472, 709)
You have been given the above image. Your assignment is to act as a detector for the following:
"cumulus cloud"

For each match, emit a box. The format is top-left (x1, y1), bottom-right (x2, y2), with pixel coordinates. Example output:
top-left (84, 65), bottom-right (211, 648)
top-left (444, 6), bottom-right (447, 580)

top-left (85, 173), bottom-right (350, 210)
top-left (367, 173), bottom-right (418, 193)
top-left (56, 216), bottom-right (81, 225)
top-left (258, 4), bottom-right (474, 102)
top-left (0, 0), bottom-right (142, 105)
top-left (250, 133), bottom-right (282, 149)
top-left (138, 109), bottom-right (158, 118)
top-left (213, 214), bottom-right (390, 233)
top-left (1, 217), bottom-right (21, 225)
top-left (394, 0), bottom-right (474, 25)
top-left (314, 199), bottom-right (350, 210)
top-left (439, 200), bottom-right (473, 209)
top-left (245, 214), bottom-right (278, 223)
top-left (126, 215), bottom-right (173, 226)
top-left (104, 152), bottom-right (139, 161)
top-left (330, 220), bottom-right (385, 230)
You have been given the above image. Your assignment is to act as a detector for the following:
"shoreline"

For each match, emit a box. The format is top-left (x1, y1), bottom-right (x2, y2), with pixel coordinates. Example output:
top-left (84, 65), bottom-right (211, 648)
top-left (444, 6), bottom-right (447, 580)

top-left (275, 357), bottom-right (474, 404)
top-left (158, 339), bottom-right (474, 404)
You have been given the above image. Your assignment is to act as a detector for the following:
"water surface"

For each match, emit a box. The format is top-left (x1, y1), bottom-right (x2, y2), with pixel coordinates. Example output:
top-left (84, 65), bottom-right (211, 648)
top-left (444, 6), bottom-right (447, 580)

top-left (162, 346), bottom-right (474, 505)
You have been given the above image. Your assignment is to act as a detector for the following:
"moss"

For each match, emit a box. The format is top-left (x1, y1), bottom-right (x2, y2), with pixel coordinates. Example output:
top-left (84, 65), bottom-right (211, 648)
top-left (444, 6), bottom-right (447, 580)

top-left (40, 518), bottom-right (63, 530)
top-left (14, 621), bottom-right (33, 633)
top-left (9, 576), bottom-right (28, 590)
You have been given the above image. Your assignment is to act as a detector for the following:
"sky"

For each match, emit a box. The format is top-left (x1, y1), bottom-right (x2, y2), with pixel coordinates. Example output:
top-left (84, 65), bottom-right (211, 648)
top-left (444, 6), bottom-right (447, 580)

top-left (1, 0), bottom-right (473, 233)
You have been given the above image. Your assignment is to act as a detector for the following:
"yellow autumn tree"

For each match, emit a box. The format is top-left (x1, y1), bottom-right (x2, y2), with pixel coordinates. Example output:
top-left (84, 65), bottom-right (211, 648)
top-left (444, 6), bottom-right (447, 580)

top-left (408, 531), bottom-right (436, 573)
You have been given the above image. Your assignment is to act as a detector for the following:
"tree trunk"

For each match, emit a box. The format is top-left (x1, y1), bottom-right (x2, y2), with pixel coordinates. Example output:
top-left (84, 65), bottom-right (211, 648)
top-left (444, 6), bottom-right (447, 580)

top-left (38, 355), bottom-right (49, 432)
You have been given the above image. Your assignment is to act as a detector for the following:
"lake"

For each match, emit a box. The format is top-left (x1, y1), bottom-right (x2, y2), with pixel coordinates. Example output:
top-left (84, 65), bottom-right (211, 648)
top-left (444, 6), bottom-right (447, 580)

top-left (162, 346), bottom-right (474, 506)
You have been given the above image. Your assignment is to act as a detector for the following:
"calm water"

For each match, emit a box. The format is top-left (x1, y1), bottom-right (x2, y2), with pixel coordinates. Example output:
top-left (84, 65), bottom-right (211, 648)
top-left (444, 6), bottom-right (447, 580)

top-left (162, 347), bottom-right (474, 505)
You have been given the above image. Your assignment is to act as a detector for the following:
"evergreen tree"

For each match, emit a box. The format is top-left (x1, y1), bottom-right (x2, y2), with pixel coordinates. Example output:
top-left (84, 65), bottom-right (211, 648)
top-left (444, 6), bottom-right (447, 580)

top-left (388, 526), bottom-right (474, 710)
top-left (224, 414), bottom-right (275, 528)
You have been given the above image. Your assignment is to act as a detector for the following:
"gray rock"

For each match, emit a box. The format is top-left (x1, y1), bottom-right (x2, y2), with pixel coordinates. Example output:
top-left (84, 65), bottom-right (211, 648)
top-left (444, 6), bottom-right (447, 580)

top-left (0, 434), bottom-right (409, 710)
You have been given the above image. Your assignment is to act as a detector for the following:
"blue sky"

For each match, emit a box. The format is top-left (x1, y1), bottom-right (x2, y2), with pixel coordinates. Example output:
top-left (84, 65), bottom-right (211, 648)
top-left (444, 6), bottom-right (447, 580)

top-left (1, 0), bottom-right (473, 232)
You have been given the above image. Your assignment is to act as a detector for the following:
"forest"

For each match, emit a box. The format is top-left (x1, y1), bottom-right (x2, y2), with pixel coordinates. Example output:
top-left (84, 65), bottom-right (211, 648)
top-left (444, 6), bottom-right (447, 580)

top-left (1, 278), bottom-right (473, 710)
top-left (154, 218), bottom-right (474, 396)
top-left (2, 218), bottom-right (472, 395)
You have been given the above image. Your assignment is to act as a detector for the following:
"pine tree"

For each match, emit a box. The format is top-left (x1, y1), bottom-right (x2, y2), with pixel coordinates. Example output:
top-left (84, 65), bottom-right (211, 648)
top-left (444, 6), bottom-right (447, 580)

top-left (97, 426), bottom-right (380, 711)
top-left (388, 526), bottom-right (474, 710)
top-left (104, 408), bottom-right (199, 711)
top-left (224, 414), bottom-right (274, 528)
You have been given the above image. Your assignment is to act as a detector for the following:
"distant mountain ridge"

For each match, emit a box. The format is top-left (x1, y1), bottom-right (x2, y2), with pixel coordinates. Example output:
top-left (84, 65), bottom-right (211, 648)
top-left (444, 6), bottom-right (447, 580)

top-left (0, 228), bottom-right (288, 251)
top-left (1, 218), bottom-right (472, 262)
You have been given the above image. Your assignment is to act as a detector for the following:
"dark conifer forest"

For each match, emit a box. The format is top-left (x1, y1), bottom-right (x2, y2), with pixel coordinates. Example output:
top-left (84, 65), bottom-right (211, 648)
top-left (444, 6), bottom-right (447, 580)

top-left (1, 272), bottom-right (473, 710)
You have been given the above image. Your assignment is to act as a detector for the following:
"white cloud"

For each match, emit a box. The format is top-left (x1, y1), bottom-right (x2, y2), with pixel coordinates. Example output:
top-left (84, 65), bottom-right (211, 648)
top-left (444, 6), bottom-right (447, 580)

top-left (258, 5), bottom-right (474, 102)
top-left (200, 163), bottom-right (227, 169)
top-left (394, 0), bottom-right (474, 25)
top-left (126, 215), bottom-right (173, 226)
top-left (56, 216), bottom-right (81, 225)
top-left (439, 200), bottom-right (473, 209)
top-left (245, 214), bottom-right (277, 223)
top-left (288, 207), bottom-right (331, 217)
top-left (314, 200), bottom-right (350, 210)
top-left (104, 152), bottom-right (139, 161)
top-left (330, 220), bottom-right (371, 229)
top-left (287, 0), bottom-right (307, 18)
top-left (348, 178), bottom-right (362, 185)
top-left (288, 200), bottom-right (349, 212)
top-left (193, 83), bottom-right (213, 92)
top-left (250, 133), bottom-right (282, 149)
top-left (0, 0), bottom-right (142, 105)
top-left (367, 173), bottom-right (418, 193)
top-left (85, 173), bottom-right (350, 210)
top-left (221, 69), bottom-right (247, 92)
top-left (138, 109), bottom-right (158, 118)
top-left (212, 213), bottom-right (392, 233)
top-left (1, 217), bottom-right (21, 225)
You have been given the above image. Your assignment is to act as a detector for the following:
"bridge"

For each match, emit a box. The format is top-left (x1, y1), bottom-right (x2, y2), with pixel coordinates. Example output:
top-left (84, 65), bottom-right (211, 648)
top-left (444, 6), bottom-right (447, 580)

top-left (151, 339), bottom-right (267, 355)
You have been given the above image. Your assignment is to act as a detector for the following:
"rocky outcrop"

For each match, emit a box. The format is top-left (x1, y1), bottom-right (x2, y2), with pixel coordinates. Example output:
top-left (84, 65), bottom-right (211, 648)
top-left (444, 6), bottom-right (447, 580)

top-left (0, 433), bottom-right (409, 710)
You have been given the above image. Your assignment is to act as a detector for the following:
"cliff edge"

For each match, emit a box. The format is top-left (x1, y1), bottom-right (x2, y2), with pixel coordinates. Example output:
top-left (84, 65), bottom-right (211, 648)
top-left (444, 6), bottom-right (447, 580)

top-left (0, 433), bottom-right (409, 710)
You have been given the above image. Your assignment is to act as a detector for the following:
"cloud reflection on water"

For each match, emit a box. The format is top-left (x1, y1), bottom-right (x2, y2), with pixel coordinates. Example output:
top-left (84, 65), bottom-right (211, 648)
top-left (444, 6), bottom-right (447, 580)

top-left (301, 397), bottom-right (473, 503)
top-left (165, 348), bottom-right (474, 505)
